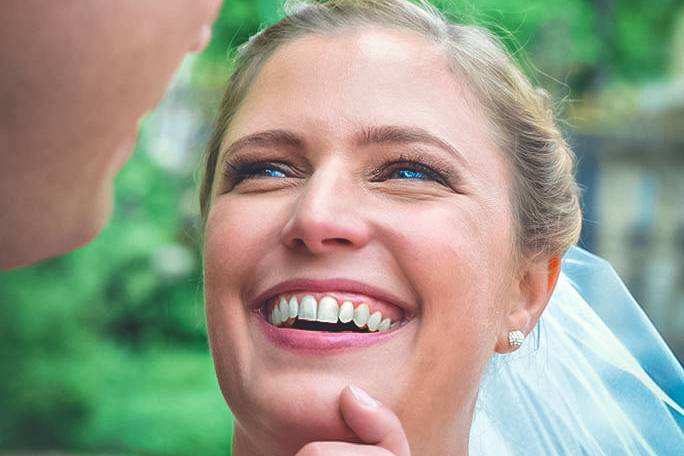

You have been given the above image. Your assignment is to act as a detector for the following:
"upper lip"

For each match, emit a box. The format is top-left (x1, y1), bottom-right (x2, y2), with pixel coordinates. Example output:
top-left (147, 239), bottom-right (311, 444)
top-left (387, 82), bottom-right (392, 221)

top-left (249, 277), bottom-right (415, 319)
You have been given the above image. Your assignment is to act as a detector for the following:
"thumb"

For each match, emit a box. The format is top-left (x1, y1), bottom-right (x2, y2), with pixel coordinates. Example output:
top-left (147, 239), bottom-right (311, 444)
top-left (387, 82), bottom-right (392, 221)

top-left (339, 385), bottom-right (411, 456)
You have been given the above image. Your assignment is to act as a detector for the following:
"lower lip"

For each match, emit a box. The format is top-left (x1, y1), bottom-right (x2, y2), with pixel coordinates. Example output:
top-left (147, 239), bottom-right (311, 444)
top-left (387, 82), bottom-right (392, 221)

top-left (253, 312), bottom-right (401, 354)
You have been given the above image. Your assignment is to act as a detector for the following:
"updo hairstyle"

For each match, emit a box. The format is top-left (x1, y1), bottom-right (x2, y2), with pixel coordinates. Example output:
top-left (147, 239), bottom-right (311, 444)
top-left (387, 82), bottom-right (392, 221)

top-left (199, 0), bottom-right (582, 258)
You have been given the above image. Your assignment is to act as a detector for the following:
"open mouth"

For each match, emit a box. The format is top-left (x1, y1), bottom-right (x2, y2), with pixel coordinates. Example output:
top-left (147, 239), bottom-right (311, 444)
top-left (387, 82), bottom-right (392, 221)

top-left (261, 293), bottom-right (405, 334)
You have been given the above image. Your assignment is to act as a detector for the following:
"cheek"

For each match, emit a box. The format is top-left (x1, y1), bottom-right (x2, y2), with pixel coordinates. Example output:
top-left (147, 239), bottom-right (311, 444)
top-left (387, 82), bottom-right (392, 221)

top-left (390, 198), bottom-right (514, 308)
top-left (203, 194), bottom-right (293, 303)
top-left (202, 198), bottom-right (285, 389)
top-left (387, 201), bottom-right (514, 405)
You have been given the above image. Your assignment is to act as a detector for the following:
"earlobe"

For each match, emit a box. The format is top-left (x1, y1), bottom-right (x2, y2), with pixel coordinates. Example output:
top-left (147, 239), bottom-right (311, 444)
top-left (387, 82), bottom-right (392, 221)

top-left (494, 254), bottom-right (562, 353)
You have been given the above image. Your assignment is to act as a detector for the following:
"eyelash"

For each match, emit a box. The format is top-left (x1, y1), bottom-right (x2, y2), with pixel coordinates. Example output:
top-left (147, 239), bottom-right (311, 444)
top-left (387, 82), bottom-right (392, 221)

top-left (222, 159), bottom-right (299, 187)
top-left (222, 153), bottom-right (452, 189)
top-left (370, 158), bottom-right (449, 185)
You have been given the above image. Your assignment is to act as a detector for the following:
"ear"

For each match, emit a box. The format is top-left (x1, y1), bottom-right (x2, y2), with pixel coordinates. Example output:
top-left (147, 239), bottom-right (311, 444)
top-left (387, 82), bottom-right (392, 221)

top-left (494, 254), bottom-right (562, 353)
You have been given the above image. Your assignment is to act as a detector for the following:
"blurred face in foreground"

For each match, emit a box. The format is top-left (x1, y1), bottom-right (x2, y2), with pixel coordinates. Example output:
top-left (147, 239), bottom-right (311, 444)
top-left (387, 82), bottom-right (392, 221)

top-left (204, 28), bottom-right (536, 454)
top-left (0, 0), bottom-right (219, 269)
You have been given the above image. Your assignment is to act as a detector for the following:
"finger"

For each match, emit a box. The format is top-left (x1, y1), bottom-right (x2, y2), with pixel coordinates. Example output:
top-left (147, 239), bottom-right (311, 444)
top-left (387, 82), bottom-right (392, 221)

top-left (338, 385), bottom-right (411, 456)
top-left (296, 441), bottom-right (393, 456)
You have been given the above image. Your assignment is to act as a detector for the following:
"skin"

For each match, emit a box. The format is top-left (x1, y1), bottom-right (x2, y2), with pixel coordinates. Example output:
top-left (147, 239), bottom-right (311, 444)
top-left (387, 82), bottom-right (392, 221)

top-left (203, 29), bottom-right (559, 455)
top-left (0, 0), bottom-right (220, 270)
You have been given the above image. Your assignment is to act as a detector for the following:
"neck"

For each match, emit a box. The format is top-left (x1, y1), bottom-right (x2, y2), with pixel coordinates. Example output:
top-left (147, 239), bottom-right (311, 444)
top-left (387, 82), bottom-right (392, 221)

top-left (400, 398), bottom-right (473, 455)
top-left (232, 426), bottom-right (259, 456)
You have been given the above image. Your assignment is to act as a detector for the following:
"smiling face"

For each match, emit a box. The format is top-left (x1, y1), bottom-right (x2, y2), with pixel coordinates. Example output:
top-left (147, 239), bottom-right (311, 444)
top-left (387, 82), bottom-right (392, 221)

top-left (203, 28), bottom-right (523, 455)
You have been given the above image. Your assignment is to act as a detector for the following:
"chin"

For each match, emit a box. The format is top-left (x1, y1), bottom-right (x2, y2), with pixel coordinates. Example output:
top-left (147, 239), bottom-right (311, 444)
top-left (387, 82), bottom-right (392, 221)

top-left (228, 376), bottom-right (360, 451)
top-left (57, 181), bottom-right (114, 260)
top-left (76, 184), bottom-right (113, 246)
top-left (208, 305), bottom-right (418, 452)
top-left (2, 185), bottom-right (113, 270)
top-left (224, 379), bottom-right (375, 456)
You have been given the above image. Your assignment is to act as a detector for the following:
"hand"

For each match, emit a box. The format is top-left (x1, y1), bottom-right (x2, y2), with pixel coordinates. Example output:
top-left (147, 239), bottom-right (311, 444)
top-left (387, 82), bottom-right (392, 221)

top-left (295, 385), bottom-right (411, 455)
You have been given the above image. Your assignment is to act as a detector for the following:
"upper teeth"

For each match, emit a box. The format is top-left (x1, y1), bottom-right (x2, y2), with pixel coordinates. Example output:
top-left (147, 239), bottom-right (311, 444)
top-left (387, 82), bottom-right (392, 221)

top-left (268, 294), bottom-right (395, 332)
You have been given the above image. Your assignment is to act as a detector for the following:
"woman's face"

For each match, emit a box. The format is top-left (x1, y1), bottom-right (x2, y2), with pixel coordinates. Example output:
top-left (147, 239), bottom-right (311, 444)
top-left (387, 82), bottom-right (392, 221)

top-left (204, 28), bottom-right (520, 453)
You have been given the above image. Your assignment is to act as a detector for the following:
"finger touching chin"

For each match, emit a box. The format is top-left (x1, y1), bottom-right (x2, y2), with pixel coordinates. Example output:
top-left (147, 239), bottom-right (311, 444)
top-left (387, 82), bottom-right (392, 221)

top-left (227, 378), bottom-right (362, 453)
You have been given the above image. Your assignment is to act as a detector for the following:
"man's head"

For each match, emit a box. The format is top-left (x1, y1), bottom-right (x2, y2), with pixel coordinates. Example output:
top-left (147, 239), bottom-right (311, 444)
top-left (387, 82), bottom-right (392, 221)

top-left (0, 0), bottom-right (220, 269)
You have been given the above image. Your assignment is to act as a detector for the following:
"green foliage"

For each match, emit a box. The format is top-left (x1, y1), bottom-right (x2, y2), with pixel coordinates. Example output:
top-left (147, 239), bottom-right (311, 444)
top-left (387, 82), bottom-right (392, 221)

top-left (0, 146), bottom-right (230, 454)
top-left (435, 0), bottom-right (681, 93)
top-left (611, 0), bottom-right (680, 81)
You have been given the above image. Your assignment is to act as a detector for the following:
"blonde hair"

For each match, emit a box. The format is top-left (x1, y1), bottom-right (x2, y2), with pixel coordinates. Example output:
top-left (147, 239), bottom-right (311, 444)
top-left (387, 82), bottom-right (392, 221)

top-left (199, 0), bottom-right (582, 258)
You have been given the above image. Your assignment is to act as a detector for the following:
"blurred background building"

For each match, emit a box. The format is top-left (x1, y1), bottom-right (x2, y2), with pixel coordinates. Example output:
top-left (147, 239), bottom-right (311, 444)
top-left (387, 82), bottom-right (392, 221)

top-left (1, 0), bottom-right (682, 454)
top-left (572, 7), bottom-right (684, 361)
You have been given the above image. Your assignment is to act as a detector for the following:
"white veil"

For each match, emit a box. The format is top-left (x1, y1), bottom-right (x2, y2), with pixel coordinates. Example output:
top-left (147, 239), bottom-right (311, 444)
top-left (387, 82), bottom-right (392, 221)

top-left (470, 246), bottom-right (684, 455)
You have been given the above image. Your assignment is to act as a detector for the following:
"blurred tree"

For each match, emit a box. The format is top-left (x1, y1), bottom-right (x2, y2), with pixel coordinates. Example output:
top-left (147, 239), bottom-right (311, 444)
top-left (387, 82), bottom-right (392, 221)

top-left (436, 0), bottom-right (680, 94)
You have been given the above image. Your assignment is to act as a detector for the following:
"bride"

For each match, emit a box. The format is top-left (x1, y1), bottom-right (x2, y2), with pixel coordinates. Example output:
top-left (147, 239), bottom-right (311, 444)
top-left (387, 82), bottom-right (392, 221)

top-left (198, 0), bottom-right (684, 454)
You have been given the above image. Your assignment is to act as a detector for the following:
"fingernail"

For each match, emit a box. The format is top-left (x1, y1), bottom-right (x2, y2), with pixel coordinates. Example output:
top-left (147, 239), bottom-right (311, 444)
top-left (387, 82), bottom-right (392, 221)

top-left (349, 385), bottom-right (381, 408)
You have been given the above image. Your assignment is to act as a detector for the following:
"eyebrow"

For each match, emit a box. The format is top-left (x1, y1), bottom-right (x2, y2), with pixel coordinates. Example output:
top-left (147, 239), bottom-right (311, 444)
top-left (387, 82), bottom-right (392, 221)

top-left (221, 129), bottom-right (304, 159)
top-left (355, 125), bottom-right (469, 168)
top-left (222, 125), bottom-right (468, 167)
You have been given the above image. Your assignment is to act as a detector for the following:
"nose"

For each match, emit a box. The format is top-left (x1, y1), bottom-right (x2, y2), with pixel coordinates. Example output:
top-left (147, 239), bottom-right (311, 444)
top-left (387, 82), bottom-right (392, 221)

top-left (280, 166), bottom-right (371, 254)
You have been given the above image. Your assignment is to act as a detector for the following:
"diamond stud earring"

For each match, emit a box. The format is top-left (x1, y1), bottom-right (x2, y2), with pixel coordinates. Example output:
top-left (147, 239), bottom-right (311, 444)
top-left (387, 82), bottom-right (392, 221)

top-left (508, 330), bottom-right (525, 349)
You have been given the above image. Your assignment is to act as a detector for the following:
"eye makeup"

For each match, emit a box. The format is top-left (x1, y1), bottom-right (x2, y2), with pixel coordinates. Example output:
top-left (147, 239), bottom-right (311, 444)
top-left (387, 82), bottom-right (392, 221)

top-left (217, 132), bottom-right (467, 195)
top-left (368, 151), bottom-right (457, 187)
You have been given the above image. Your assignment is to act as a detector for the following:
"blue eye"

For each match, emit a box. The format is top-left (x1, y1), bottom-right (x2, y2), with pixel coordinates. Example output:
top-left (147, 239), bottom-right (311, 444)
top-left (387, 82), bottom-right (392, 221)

top-left (221, 159), bottom-right (297, 190)
top-left (372, 159), bottom-right (449, 186)
top-left (395, 168), bottom-right (427, 180)
top-left (259, 167), bottom-right (286, 178)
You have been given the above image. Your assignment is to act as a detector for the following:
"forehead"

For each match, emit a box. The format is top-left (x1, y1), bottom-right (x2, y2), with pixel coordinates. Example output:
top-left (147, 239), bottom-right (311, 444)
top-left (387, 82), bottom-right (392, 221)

top-left (226, 27), bottom-right (503, 177)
